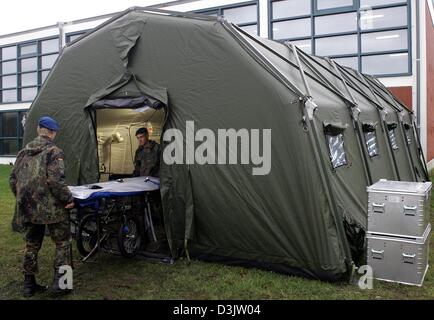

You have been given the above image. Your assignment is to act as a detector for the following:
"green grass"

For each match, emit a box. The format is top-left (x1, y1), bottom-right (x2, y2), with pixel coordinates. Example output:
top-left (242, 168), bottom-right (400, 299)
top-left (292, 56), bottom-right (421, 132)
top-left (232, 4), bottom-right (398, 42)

top-left (0, 164), bottom-right (433, 300)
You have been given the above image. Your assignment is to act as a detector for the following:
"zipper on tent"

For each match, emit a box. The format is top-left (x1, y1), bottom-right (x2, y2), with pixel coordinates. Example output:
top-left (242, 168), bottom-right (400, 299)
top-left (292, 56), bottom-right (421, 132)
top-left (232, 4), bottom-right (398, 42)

top-left (326, 58), bottom-right (373, 186)
top-left (369, 81), bottom-right (418, 181)
top-left (355, 74), bottom-right (404, 181)
top-left (289, 43), bottom-right (354, 278)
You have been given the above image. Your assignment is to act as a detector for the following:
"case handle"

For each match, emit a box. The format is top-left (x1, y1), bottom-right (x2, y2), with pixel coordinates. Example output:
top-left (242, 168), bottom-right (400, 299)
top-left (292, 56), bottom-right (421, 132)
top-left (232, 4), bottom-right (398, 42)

top-left (372, 203), bottom-right (385, 214)
top-left (371, 249), bottom-right (384, 260)
top-left (402, 253), bottom-right (416, 264)
top-left (403, 205), bottom-right (417, 216)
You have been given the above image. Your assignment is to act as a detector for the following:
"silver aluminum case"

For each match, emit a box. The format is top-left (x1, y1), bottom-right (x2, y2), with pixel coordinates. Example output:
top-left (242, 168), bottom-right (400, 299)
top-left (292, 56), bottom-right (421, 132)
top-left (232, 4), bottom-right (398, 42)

top-left (367, 180), bottom-right (432, 237)
top-left (367, 224), bottom-right (431, 287)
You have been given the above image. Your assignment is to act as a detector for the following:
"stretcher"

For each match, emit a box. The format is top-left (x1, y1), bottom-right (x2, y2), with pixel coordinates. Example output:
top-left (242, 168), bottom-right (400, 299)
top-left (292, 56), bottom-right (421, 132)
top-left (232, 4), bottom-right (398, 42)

top-left (68, 177), bottom-right (161, 261)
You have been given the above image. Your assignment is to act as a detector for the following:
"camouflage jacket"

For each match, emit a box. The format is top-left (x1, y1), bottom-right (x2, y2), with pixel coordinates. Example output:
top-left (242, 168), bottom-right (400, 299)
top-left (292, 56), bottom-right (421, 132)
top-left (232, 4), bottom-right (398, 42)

top-left (133, 140), bottom-right (161, 177)
top-left (9, 135), bottom-right (73, 225)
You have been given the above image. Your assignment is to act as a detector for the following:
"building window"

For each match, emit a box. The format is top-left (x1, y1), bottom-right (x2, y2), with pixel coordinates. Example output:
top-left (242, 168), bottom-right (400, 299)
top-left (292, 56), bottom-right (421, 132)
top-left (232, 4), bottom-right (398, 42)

top-left (66, 31), bottom-right (89, 44)
top-left (0, 111), bottom-right (26, 156)
top-left (0, 37), bottom-right (59, 104)
top-left (195, 2), bottom-right (259, 36)
top-left (315, 0), bottom-right (357, 13)
top-left (269, 0), bottom-right (411, 76)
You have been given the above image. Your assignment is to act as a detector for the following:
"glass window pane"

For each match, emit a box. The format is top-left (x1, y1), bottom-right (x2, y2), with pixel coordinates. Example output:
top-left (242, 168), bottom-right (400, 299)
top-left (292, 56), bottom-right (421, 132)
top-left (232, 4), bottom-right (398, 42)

top-left (317, 0), bottom-right (354, 10)
top-left (2, 75), bottom-right (17, 89)
top-left (41, 38), bottom-right (59, 54)
top-left (272, 18), bottom-right (312, 40)
top-left (1, 112), bottom-right (18, 137)
top-left (41, 70), bottom-right (50, 84)
top-left (362, 53), bottom-right (409, 75)
top-left (200, 10), bottom-right (219, 17)
top-left (360, 6), bottom-right (408, 30)
top-left (222, 5), bottom-right (257, 24)
top-left (362, 29), bottom-right (408, 53)
top-left (315, 34), bottom-right (358, 56)
top-left (2, 46), bottom-right (16, 60)
top-left (2, 60), bottom-right (17, 74)
top-left (1, 89), bottom-right (17, 103)
top-left (19, 43), bottom-right (37, 56)
top-left (21, 72), bottom-right (38, 87)
top-left (333, 56), bottom-right (359, 69)
top-left (360, 0), bottom-right (406, 8)
top-left (21, 87), bottom-right (38, 101)
top-left (67, 33), bottom-right (84, 43)
top-left (405, 128), bottom-right (411, 145)
top-left (20, 57), bottom-right (37, 72)
top-left (365, 131), bottom-right (379, 157)
top-left (315, 12), bottom-right (357, 35)
top-left (388, 129), bottom-right (399, 150)
top-left (1, 139), bottom-right (19, 155)
top-left (41, 54), bottom-right (58, 69)
top-left (291, 39), bottom-right (312, 54)
top-left (327, 133), bottom-right (348, 169)
top-left (272, 0), bottom-right (311, 19)
top-left (239, 24), bottom-right (258, 36)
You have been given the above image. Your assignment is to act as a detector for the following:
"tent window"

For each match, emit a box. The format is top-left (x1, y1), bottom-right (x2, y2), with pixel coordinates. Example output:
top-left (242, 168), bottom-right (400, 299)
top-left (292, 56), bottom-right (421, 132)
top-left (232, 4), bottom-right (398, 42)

top-left (362, 123), bottom-right (379, 158)
top-left (388, 128), bottom-right (398, 150)
top-left (365, 131), bottom-right (379, 158)
top-left (404, 124), bottom-right (412, 145)
top-left (326, 133), bottom-right (348, 169)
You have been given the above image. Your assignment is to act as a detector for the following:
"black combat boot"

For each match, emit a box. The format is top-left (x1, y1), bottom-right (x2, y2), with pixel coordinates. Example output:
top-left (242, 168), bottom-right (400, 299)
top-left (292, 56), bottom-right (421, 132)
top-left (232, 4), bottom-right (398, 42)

top-left (23, 274), bottom-right (48, 297)
top-left (51, 268), bottom-right (73, 296)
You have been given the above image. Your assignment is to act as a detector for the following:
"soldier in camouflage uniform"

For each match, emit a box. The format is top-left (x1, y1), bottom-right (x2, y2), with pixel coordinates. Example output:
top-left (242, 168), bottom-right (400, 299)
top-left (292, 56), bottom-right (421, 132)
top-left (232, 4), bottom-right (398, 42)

top-left (133, 127), bottom-right (161, 177)
top-left (9, 116), bottom-right (75, 297)
top-left (132, 128), bottom-right (166, 250)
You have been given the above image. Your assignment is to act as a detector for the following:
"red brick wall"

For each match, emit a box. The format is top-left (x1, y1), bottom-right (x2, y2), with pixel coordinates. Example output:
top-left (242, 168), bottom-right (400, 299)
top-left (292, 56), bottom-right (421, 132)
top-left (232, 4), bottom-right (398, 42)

top-left (388, 86), bottom-right (413, 109)
top-left (427, 2), bottom-right (434, 162)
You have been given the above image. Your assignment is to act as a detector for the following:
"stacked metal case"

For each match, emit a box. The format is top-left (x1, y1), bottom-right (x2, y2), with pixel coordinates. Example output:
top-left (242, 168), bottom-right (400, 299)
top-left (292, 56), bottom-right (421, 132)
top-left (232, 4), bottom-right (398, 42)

top-left (366, 179), bottom-right (432, 286)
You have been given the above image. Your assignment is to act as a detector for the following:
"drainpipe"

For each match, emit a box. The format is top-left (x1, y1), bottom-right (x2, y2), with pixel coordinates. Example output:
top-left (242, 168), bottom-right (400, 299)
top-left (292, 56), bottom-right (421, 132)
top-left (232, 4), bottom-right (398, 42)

top-left (415, 0), bottom-right (421, 137)
top-left (58, 22), bottom-right (65, 52)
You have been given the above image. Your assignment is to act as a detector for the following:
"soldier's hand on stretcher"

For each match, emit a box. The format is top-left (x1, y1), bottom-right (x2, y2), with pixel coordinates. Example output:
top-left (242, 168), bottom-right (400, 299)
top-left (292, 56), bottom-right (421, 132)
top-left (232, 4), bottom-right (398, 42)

top-left (65, 202), bottom-right (75, 209)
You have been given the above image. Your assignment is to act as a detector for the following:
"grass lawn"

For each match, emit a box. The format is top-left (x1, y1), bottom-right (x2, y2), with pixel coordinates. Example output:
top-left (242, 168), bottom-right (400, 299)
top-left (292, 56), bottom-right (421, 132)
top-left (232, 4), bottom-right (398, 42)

top-left (0, 164), bottom-right (433, 300)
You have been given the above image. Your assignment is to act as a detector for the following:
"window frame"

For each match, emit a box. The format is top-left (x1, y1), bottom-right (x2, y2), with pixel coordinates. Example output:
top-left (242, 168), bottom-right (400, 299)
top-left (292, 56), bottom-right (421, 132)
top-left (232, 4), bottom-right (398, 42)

top-left (314, 0), bottom-right (360, 15)
top-left (0, 36), bottom-right (60, 104)
top-left (268, 0), bottom-right (412, 77)
top-left (194, 1), bottom-right (260, 36)
top-left (0, 110), bottom-right (27, 156)
top-left (66, 30), bottom-right (93, 44)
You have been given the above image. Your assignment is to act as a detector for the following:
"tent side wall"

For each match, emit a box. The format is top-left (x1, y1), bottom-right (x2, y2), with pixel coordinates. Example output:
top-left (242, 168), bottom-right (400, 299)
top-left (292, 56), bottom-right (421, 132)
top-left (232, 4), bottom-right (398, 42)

top-left (129, 15), bottom-right (350, 279)
top-left (23, 22), bottom-right (128, 185)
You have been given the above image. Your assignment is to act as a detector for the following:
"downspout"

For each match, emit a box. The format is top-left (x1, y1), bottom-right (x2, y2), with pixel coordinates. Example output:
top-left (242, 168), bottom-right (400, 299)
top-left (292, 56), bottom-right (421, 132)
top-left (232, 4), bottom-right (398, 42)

top-left (57, 22), bottom-right (65, 51)
top-left (416, 0), bottom-right (421, 138)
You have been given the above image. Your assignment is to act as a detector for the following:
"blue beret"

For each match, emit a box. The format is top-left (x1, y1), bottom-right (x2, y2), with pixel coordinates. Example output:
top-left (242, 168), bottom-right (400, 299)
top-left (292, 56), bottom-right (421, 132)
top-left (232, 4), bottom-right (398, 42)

top-left (38, 116), bottom-right (60, 132)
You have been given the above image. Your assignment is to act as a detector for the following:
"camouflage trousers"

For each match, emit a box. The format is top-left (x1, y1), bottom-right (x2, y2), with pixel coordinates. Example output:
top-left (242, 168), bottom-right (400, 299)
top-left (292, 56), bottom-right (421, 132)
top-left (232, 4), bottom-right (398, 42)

top-left (22, 219), bottom-right (72, 275)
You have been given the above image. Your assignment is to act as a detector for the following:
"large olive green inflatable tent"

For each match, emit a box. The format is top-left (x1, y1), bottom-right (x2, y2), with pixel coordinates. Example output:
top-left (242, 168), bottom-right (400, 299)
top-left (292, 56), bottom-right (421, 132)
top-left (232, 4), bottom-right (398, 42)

top-left (22, 7), bottom-right (429, 281)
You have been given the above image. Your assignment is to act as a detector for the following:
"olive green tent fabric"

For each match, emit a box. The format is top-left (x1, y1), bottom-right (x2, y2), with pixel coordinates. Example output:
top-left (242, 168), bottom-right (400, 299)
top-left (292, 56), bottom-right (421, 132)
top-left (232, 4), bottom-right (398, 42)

top-left (22, 8), bottom-right (428, 281)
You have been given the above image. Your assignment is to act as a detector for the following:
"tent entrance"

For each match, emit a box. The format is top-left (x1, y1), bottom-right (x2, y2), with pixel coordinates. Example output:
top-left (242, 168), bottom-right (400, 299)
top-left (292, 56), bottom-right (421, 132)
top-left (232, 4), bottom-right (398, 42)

top-left (89, 97), bottom-right (170, 258)
top-left (92, 102), bottom-right (165, 182)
